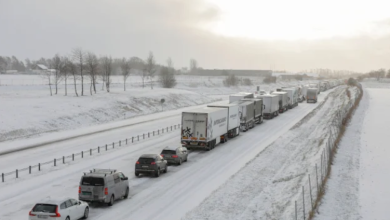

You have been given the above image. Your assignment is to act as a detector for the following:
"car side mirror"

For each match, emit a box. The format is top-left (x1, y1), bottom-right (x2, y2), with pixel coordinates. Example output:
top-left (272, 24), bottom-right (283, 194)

top-left (78, 201), bottom-right (82, 205)
top-left (121, 177), bottom-right (128, 180)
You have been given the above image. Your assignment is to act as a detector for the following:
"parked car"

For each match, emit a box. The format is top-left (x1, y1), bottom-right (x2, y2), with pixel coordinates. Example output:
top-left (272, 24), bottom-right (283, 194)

top-left (79, 169), bottom-right (129, 206)
top-left (29, 197), bottom-right (89, 220)
top-left (161, 146), bottom-right (188, 165)
top-left (135, 154), bottom-right (168, 177)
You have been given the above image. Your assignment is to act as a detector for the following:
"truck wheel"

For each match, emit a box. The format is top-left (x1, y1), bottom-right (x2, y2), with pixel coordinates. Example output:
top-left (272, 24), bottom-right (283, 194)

top-left (135, 172), bottom-right (139, 177)
top-left (108, 195), bottom-right (114, 206)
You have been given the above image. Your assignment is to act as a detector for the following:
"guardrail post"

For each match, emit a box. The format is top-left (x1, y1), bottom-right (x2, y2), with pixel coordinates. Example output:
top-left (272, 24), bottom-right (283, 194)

top-left (54, 158), bottom-right (56, 166)
top-left (72, 154), bottom-right (74, 161)
top-left (82, 151), bottom-right (84, 158)
top-left (113, 142), bottom-right (115, 148)
top-left (143, 134), bottom-right (145, 139)
top-left (158, 130), bottom-right (160, 135)
top-left (29, 166), bottom-right (31, 174)
top-left (90, 149), bottom-right (92, 155)
top-left (153, 131), bottom-right (155, 136)
top-left (16, 169), bottom-right (18, 178)
top-left (98, 146), bottom-right (100, 153)
top-left (120, 141), bottom-right (121, 146)
top-left (106, 144), bottom-right (108, 151)
top-left (138, 135), bottom-right (139, 141)
top-left (148, 132), bottom-right (150, 138)
top-left (167, 127), bottom-right (168, 132)
top-left (63, 156), bottom-right (65, 164)
top-left (39, 163), bottom-right (41, 171)
top-left (126, 139), bottom-right (128, 144)
top-left (2, 173), bottom-right (4, 182)
top-left (132, 137), bottom-right (134, 143)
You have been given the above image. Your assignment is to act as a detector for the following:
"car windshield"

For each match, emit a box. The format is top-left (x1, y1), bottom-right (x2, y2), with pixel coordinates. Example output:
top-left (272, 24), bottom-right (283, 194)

top-left (161, 150), bottom-right (176, 155)
top-left (32, 204), bottom-right (57, 213)
top-left (139, 158), bottom-right (155, 164)
top-left (81, 177), bottom-right (104, 186)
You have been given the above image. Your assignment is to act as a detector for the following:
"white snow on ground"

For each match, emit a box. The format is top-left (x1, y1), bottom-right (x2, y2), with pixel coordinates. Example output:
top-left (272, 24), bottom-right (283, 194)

top-left (185, 86), bottom-right (361, 220)
top-left (0, 85), bottom-right (328, 220)
top-left (314, 87), bottom-right (367, 220)
top-left (315, 82), bottom-right (390, 220)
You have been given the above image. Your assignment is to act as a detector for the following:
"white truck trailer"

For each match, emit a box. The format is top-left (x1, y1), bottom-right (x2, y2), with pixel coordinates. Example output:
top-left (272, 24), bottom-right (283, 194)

top-left (242, 98), bottom-right (264, 124)
top-left (207, 103), bottom-right (240, 139)
top-left (301, 85), bottom-right (309, 100)
top-left (181, 107), bottom-right (228, 151)
top-left (229, 93), bottom-right (254, 103)
top-left (282, 88), bottom-right (299, 109)
top-left (306, 88), bottom-right (318, 103)
top-left (271, 91), bottom-right (288, 113)
top-left (309, 83), bottom-right (321, 94)
top-left (260, 94), bottom-right (279, 119)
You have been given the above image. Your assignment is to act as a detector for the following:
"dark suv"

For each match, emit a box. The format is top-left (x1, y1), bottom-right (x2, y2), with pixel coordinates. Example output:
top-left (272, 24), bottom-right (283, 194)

top-left (135, 154), bottom-right (168, 177)
top-left (160, 146), bottom-right (188, 165)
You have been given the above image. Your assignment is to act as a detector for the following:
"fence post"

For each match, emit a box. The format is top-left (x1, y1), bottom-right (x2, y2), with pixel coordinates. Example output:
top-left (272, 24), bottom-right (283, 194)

top-left (315, 164), bottom-right (319, 196)
top-left (295, 200), bottom-right (297, 220)
top-left (54, 158), bottom-right (56, 166)
top-left (138, 135), bottom-right (139, 141)
top-left (39, 163), bottom-right (41, 171)
top-left (72, 154), bottom-right (74, 161)
top-left (2, 173), bottom-right (3, 182)
top-left (171, 126), bottom-right (172, 131)
top-left (63, 156), bottom-right (65, 164)
top-left (82, 151), bottom-right (84, 158)
top-left (120, 141), bottom-right (121, 146)
top-left (320, 151), bottom-right (323, 182)
top-left (302, 186), bottom-right (306, 220)
top-left (29, 166), bottom-right (31, 174)
top-left (309, 174), bottom-right (313, 210)
top-left (16, 169), bottom-right (18, 178)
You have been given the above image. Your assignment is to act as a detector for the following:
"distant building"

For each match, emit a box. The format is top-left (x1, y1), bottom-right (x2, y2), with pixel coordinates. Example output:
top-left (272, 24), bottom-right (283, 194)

top-left (32, 64), bottom-right (49, 74)
top-left (191, 69), bottom-right (272, 77)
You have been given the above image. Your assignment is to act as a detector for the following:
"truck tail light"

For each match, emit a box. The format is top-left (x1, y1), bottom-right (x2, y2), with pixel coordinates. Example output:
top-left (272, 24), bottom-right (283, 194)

top-left (78, 186), bottom-right (81, 194)
top-left (136, 161), bottom-right (140, 164)
top-left (104, 187), bottom-right (108, 195)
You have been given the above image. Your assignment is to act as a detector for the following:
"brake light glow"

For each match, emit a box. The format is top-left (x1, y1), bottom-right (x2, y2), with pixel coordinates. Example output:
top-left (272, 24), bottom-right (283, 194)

top-left (136, 161), bottom-right (140, 164)
top-left (151, 162), bottom-right (156, 165)
top-left (29, 211), bottom-right (36, 216)
top-left (160, 154), bottom-right (164, 157)
top-left (104, 187), bottom-right (108, 195)
top-left (78, 186), bottom-right (81, 194)
top-left (49, 206), bottom-right (61, 217)
top-left (172, 155), bottom-right (178, 158)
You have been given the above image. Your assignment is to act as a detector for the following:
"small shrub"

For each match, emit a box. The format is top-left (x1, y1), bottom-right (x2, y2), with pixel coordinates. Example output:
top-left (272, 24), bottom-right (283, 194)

top-left (242, 78), bottom-right (253, 86)
top-left (263, 76), bottom-right (277, 84)
top-left (223, 74), bottom-right (239, 87)
top-left (347, 77), bottom-right (357, 86)
top-left (159, 67), bottom-right (177, 88)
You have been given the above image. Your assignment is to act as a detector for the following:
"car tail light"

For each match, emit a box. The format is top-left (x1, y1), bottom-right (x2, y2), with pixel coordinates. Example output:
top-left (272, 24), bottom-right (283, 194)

top-left (78, 186), bottom-right (81, 194)
top-left (136, 161), bottom-right (140, 164)
top-left (29, 211), bottom-right (36, 216)
top-left (172, 155), bottom-right (178, 158)
top-left (49, 206), bottom-right (61, 217)
top-left (160, 154), bottom-right (164, 157)
top-left (104, 187), bottom-right (108, 195)
top-left (151, 162), bottom-right (156, 165)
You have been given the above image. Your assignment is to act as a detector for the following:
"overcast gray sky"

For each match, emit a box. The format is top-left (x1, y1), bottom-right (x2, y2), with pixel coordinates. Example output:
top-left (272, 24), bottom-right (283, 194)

top-left (1, 0), bottom-right (390, 72)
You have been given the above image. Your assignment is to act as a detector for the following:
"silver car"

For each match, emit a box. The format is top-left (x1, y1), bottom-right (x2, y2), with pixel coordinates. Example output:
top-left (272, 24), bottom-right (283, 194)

top-left (79, 169), bottom-right (129, 206)
top-left (160, 146), bottom-right (188, 165)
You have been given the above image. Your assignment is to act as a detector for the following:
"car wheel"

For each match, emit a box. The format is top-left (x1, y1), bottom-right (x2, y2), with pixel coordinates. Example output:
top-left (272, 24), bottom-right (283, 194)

top-left (82, 207), bottom-right (89, 219)
top-left (178, 159), bottom-right (182, 165)
top-left (155, 169), bottom-right (160, 177)
top-left (163, 166), bottom-right (167, 173)
top-left (65, 217), bottom-right (70, 220)
top-left (108, 195), bottom-right (114, 206)
top-left (135, 172), bottom-right (139, 177)
top-left (124, 187), bottom-right (129, 199)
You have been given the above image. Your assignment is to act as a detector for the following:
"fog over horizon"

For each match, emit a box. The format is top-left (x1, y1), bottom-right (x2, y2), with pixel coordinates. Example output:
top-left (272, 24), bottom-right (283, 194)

top-left (1, 0), bottom-right (390, 72)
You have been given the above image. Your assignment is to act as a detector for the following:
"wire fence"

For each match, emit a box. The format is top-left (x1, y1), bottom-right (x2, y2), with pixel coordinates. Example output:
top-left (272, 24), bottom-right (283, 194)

top-left (292, 84), bottom-right (363, 220)
top-left (1, 124), bottom-right (181, 183)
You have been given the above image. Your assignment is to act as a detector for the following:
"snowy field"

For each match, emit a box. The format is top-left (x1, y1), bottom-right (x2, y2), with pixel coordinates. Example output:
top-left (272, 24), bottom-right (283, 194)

top-left (0, 84), bottom-right (332, 220)
top-left (0, 74), bottom-right (313, 143)
top-left (315, 81), bottom-right (390, 220)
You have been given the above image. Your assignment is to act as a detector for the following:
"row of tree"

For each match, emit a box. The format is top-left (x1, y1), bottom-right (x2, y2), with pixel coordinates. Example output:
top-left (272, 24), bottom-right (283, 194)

top-left (41, 48), bottom-right (177, 96)
top-left (0, 56), bottom-right (28, 72)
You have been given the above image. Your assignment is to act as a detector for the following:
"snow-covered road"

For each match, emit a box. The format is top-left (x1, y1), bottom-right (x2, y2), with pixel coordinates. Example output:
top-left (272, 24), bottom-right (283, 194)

top-left (0, 89), bottom-right (335, 220)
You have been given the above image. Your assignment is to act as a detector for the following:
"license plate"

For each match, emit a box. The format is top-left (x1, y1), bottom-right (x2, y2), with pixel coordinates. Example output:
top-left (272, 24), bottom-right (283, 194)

top-left (38, 215), bottom-right (48, 219)
top-left (190, 142), bottom-right (198, 145)
top-left (142, 166), bottom-right (149, 168)
top-left (82, 191), bottom-right (91, 195)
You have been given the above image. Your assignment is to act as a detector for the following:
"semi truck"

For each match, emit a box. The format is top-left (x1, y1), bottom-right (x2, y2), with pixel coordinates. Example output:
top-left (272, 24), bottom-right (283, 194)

top-left (229, 93), bottom-right (254, 103)
top-left (301, 85), bottom-right (309, 100)
top-left (282, 88), bottom-right (299, 109)
top-left (306, 88), bottom-right (318, 103)
top-left (260, 94), bottom-right (279, 119)
top-left (207, 103), bottom-right (240, 139)
top-left (271, 91), bottom-right (288, 113)
top-left (242, 98), bottom-right (264, 124)
top-left (181, 107), bottom-right (229, 151)
top-left (232, 100), bottom-right (255, 131)
top-left (309, 83), bottom-right (320, 94)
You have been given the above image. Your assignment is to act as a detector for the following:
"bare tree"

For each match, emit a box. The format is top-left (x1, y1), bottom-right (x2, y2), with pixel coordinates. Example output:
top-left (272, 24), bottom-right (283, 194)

top-left (190, 59), bottom-right (198, 72)
top-left (41, 69), bottom-right (54, 96)
top-left (67, 60), bottom-right (79, 97)
top-left (50, 54), bottom-right (64, 95)
top-left (72, 48), bottom-right (85, 96)
top-left (145, 52), bottom-right (156, 89)
top-left (86, 52), bottom-right (99, 95)
top-left (61, 57), bottom-right (71, 96)
top-left (167, 57), bottom-right (173, 69)
top-left (101, 56), bottom-right (113, 92)
top-left (121, 58), bottom-right (131, 91)
top-left (141, 62), bottom-right (147, 88)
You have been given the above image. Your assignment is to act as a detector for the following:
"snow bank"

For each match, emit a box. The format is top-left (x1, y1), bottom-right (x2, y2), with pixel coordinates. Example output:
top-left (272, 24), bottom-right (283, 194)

top-left (185, 86), bottom-right (361, 220)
